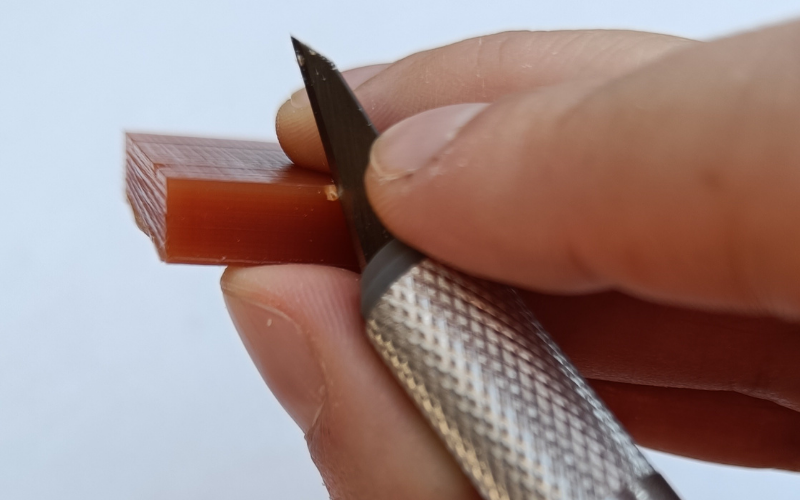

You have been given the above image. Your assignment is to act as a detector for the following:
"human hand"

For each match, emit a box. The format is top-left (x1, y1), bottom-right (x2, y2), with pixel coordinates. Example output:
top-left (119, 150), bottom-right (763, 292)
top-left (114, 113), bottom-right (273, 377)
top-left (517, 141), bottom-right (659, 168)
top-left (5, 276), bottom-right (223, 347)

top-left (222, 26), bottom-right (800, 499)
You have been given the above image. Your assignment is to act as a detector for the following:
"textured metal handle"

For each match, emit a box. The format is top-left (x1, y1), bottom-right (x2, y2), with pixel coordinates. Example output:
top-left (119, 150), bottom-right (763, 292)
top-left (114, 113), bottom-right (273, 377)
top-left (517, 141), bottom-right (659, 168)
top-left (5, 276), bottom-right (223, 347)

top-left (364, 257), bottom-right (680, 500)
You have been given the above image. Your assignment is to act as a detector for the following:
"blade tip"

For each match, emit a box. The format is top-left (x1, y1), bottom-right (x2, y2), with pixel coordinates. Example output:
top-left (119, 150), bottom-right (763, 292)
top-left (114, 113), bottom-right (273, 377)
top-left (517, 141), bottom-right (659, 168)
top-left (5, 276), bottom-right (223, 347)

top-left (290, 35), bottom-right (303, 51)
top-left (290, 36), bottom-right (307, 66)
top-left (288, 36), bottom-right (333, 70)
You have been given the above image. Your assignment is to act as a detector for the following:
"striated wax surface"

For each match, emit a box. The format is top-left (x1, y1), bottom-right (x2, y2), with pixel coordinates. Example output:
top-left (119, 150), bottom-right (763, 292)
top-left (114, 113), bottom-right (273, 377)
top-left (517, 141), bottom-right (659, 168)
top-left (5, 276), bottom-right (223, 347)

top-left (125, 133), bottom-right (357, 269)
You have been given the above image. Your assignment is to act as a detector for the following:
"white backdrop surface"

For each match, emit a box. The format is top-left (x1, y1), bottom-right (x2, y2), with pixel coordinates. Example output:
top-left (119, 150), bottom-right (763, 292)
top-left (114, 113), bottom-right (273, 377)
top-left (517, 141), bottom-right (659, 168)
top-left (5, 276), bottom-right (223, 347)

top-left (1, 1), bottom-right (800, 498)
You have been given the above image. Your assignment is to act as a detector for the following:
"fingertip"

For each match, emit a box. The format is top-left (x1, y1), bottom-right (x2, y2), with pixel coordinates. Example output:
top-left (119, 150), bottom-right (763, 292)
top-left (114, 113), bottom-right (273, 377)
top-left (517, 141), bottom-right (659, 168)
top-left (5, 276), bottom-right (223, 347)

top-left (223, 291), bottom-right (326, 433)
top-left (276, 63), bottom-right (392, 172)
top-left (220, 266), bottom-right (263, 305)
top-left (221, 264), bottom-right (476, 499)
top-left (221, 266), bottom-right (334, 433)
top-left (222, 264), bottom-right (360, 312)
top-left (276, 97), bottom-right (329, 171)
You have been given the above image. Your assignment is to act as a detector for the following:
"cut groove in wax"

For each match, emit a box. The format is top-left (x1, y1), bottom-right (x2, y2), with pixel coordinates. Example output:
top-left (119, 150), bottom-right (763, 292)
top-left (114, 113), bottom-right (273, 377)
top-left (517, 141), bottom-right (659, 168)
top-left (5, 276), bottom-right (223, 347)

top-left (125, 133), bottom-right (357, 270)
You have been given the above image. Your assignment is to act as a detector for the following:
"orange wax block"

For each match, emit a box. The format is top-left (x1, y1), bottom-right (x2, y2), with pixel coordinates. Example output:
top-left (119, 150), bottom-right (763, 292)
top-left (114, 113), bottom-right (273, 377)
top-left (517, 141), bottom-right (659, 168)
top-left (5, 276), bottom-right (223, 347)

top-left (125, 133), bottom-right (357, 270)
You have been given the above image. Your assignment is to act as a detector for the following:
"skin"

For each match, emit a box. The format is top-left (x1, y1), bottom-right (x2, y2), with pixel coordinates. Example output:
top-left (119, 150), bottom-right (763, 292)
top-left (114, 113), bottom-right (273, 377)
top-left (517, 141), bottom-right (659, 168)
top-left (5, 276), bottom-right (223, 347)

top-left (222, 26), bottom-right (800, 499)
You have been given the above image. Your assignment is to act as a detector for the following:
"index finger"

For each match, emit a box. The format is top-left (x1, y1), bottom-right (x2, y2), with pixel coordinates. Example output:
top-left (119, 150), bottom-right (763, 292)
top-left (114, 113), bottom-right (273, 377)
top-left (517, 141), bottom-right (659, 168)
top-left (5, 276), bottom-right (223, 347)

top-left (364, 20), bottom-right (800, 318)
top-left (277, 30), bottom-right (692, 171)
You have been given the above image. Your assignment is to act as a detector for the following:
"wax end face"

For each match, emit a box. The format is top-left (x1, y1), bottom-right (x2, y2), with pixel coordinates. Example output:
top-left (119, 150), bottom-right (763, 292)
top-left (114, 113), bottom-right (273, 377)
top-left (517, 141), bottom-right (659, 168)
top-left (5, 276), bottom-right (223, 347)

top-left (125, 133), bottom-right (358, 270)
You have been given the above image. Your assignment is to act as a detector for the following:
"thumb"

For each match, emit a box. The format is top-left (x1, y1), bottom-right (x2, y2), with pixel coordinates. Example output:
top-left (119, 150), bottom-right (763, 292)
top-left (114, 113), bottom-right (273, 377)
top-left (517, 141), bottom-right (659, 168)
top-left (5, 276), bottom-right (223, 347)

top-left (365, 20), bottom-right (800, 318)
top-left (221, 265), bottom-right (479, 500)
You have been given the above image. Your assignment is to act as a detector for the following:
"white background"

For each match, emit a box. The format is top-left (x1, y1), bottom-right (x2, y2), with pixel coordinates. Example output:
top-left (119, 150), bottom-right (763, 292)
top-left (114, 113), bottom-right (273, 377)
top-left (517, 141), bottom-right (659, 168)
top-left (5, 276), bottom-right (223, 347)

top-left (2, 0), bottom-right (800, 498)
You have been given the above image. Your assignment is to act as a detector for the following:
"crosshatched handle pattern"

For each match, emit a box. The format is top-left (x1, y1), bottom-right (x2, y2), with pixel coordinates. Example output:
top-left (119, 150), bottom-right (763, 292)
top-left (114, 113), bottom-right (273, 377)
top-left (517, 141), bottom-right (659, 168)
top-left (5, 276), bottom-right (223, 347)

top-left (365, 258), bottom-right (656, 500)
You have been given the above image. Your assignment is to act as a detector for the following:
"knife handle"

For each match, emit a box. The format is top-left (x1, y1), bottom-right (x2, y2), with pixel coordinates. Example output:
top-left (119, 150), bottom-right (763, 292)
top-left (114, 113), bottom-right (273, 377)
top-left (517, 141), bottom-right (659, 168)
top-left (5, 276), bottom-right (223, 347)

top-left (361, 241), bottom-right (681, 500)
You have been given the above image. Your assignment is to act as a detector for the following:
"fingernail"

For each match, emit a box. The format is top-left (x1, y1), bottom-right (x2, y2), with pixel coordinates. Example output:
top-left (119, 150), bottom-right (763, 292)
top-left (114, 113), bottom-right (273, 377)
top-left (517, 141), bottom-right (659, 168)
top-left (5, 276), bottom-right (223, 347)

top-left (223, 293), bottom-right (325, 433)
top-left (289, 88), bottom-right (310, 109)
top-left (370, 103), bottom-right (487, 180)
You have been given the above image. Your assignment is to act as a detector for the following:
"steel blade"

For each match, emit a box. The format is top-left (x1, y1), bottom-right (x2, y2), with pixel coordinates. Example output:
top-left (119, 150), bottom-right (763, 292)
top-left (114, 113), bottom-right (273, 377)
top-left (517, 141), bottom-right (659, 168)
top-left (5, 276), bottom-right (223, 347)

top-left (291, 37), bottom-right (392, 268)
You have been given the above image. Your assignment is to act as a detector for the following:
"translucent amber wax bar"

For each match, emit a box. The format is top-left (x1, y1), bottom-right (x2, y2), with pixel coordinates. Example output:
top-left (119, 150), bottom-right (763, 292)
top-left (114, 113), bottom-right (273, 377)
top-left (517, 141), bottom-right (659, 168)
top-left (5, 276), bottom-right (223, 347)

top-left (126, 133), bottom-right (357, 269)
